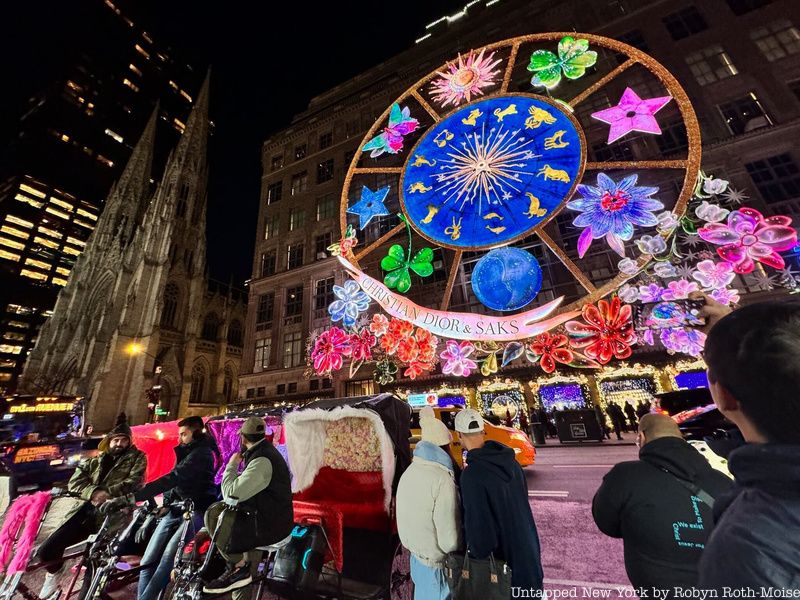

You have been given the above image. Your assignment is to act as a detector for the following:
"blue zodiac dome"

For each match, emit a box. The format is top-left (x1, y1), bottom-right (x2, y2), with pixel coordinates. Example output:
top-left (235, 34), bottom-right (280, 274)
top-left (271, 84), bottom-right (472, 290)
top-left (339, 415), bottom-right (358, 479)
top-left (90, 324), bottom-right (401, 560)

top-left (471, 247), bottom-right (543, 311)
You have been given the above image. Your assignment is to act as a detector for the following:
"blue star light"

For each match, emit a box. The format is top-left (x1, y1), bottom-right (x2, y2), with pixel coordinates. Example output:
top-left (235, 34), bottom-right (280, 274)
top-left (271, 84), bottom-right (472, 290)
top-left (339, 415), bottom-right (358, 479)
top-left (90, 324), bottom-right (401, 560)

top-left (347, 185), bottom-right (391, 230)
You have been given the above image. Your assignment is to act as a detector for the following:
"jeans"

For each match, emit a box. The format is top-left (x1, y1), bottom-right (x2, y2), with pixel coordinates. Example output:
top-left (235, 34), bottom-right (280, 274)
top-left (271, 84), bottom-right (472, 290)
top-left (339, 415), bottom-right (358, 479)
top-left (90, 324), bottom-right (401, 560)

top-left (410, 555), bottom-right (450, 600)
top-left (137, 509), bottom-right (203, 600)
top-left (39, 502), bottom-right (96, 573)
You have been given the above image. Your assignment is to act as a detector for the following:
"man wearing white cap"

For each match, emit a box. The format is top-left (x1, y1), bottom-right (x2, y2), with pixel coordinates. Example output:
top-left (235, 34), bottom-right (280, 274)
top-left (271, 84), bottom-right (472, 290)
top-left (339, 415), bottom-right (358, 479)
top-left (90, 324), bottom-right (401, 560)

top-left (397, 406), bottom-right (462, 600)
top-left (455, 408), bottom-right (543, 592)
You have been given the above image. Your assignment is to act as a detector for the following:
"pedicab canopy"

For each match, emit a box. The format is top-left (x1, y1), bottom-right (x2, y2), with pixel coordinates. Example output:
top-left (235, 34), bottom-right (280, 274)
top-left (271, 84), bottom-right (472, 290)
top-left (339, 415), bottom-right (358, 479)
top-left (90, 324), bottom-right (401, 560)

top-left (282, 393), bottom-right (412, 513)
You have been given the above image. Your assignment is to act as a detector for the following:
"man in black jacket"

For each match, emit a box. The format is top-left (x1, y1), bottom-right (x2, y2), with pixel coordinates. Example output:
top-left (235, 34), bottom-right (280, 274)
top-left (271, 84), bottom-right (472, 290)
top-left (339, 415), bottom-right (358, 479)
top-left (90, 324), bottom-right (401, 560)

top-left (697, 299), bottom-right (800, 592)
top-left (592, 414), bottom-right (731, 595)
top-left (455, 408), bottom-right (543, 592)
top-left (104, 416), bottom-right (220, 600)
top-left (202, 416), bottom-right (293, 596)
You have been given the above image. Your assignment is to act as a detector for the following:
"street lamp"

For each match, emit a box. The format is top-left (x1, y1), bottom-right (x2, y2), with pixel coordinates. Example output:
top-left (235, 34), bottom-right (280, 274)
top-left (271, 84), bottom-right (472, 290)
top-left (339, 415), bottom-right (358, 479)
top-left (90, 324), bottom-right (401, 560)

top-left (125, 341), bottom-right (162, 422)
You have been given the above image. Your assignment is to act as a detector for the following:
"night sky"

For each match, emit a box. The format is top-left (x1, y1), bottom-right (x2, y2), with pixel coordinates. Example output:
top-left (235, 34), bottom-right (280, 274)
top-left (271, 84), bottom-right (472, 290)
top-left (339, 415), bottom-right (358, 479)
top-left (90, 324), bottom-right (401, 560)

top-left (2, 0), bottom-right (467, 285)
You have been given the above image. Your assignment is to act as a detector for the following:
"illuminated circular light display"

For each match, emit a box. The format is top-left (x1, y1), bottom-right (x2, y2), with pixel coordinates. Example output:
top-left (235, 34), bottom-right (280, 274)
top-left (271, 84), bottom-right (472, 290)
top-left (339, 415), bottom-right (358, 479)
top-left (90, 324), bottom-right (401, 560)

top-left (471, 247), bottom-right (543, 311)
top-left (400, 95), bottom-right (584, 250)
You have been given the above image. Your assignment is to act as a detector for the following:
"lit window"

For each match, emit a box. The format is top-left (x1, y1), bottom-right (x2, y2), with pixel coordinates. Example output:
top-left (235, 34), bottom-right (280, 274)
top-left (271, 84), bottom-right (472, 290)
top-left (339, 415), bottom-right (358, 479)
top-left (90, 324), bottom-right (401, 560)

top-left (169, 80), bottom-right (178, 90)
top-left (134, 44), bottom-right (150, 59)
top-left (45, 206), bottom-right (70, 220)
top-left (717, 92), bottom-right (772, 135)
top-left (3, 332), bottom-right (25, 341)
top-left (56, 266), bottom-right (70, 276)
top-left (20, 269), bottom-right (47, 281)
top-left (0, 250), bottom-right (21, 262)
top-left (685, 45), bottom-right (738, 86)
top-left (8, 321), bottom-right (29, 329)
top-left (7, 305), bottom-right (34, 315)
top-left (38, 227), bottom-right (63, 239)
top-left (74, 219), bottom-right (94, 229)
top-left (62, 246), bottom-right (81, 256)
top-left (60, 133), bottom-right (70, 142)
top-left (750, 19), bottom-right (800, 62)
top-left (0, 226), bottom-right (30, 239)
top-left (173, 118), bottom-right (186, 132)
top-left (180, 90), bottom-right (192, 102)
top-left (104, 128), bottom-right (124, 143)
top-left (0, 345), bottom-right (23, 355)
top-left (6, 216), bottom-right (33, 228)
top-left (50, 198), bottom-right (73, 211)
top-left (96, 155), bottom-right (114, 167)
top-left (129, 63), bottom-right (142, 76)
top-left (264, 214), bottom-right (280, 240)
top-left (122, 78), bottom-right (140, 92)
top-left (14, 193), bottom-right (43, 208)
top-left (0, 238), bottom-right (25, 250)
top-left (25, 258), bottom-right (51, 270)
top-left (316, 194), bottom-right (336, 221)
top-left (76, 208), bottom-right (98, 220)
top-left (34, 237), bottom-right (59, 249)
top-left (66, 80), bottom-right (82, 92)
top-left (66, 236), bottom-right (85, 247)
top-left (19, 184), bottom-right (45, 198)
top-left (52, 277), bottom-right (68, 286)
top-left (142, 31), bottom-right (153, 43)
top-left (289, 208), bottom-right (306, 231)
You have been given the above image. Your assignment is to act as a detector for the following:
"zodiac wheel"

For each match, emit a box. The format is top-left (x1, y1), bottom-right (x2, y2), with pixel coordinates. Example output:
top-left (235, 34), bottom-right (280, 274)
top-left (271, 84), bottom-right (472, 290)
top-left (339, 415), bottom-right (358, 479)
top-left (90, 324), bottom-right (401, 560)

top-left (339, 32), bottom-right (701, 340)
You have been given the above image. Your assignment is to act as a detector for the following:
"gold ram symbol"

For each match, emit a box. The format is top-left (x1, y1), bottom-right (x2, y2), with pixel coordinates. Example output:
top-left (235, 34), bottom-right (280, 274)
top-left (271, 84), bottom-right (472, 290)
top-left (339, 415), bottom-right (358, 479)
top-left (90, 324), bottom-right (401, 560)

top-left (524, 106), bottom-right (557, 129)
top-left (536, 164), bottom-right (571, 183)
top-left (421, 205), bottom-right (439, 224)
top-left (543, 130), bottom-right (569, 150)
top-left (492, 104), bottom-right (518, 122)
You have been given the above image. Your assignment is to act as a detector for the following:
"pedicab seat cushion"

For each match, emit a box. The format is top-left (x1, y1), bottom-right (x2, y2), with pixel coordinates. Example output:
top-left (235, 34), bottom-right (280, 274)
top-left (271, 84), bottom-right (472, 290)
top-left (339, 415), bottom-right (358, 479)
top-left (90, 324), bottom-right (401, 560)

top-left (293, 467), bottom-right (389, 532)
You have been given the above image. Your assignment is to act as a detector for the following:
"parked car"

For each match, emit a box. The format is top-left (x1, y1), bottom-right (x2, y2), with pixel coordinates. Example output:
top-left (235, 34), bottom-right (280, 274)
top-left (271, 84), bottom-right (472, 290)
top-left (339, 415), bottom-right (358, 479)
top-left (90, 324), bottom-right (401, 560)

top-left (410, 406), bottom-right (535, 467)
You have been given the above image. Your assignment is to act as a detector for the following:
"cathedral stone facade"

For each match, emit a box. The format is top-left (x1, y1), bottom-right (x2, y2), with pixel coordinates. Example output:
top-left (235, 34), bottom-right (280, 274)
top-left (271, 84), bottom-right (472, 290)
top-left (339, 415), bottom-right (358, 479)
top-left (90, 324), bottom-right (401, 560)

top-left (19, 74), bottom-right (245, 430)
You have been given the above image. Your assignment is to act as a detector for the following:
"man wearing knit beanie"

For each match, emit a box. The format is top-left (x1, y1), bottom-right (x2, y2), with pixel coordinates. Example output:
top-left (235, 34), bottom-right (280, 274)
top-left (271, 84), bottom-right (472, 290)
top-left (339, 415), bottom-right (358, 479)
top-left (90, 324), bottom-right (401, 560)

top-left (397, 409), bottom-right (461, 600)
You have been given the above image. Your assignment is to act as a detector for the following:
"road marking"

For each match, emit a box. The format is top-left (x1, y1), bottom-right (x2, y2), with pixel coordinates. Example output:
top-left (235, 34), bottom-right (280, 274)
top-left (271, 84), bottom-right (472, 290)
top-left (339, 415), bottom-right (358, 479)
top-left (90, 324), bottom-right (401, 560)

top-left (551, 464), bottom-right (614, 468)
top-left (544, 578), bottom-right (633, 591)
top-left (528, 490), bottom-right (569, 497)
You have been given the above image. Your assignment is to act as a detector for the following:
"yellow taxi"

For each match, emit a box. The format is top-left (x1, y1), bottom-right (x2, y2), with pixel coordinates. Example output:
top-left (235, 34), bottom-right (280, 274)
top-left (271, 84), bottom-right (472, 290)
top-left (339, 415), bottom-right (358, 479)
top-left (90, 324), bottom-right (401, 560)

top-left (410, 406), bottom-right (535, 468)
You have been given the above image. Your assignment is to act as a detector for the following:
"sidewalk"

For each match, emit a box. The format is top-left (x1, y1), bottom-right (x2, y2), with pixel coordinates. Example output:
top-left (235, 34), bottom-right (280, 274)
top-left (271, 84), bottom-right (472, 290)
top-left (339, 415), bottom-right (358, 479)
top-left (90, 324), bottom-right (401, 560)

top-left (534, 432), bottom-right (637, 448)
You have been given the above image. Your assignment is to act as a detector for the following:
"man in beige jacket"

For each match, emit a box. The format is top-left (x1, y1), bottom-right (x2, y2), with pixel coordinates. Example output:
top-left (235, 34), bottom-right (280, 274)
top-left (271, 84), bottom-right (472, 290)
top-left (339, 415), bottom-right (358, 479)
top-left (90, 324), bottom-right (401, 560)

top-left (397, 407), bottom-right (461, 600)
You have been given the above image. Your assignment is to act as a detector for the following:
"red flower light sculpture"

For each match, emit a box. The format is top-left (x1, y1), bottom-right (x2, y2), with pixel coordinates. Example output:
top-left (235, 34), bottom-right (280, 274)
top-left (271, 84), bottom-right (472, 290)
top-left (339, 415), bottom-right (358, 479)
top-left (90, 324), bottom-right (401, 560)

top-left (566, 296), bottom-right (635, 364)
top-left (528, 333), bottom-right (574, 373)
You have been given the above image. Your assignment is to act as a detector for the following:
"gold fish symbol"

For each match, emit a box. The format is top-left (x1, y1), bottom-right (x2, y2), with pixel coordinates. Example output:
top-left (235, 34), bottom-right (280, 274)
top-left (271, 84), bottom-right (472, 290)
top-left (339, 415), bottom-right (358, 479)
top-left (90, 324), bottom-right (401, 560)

top-left (421, 205), bottom-right (439, 224)
top-left (412, 155), bottom-right (436, 167)
top-left (408, 182), bottom-right (432, 194)
top-left (461, 109), bottom-right (483, 126)
top-left (483, 212), bottom-right (504, 220)
top-left (543, 130), bottom-right (569, 150)
top-left (486, 225), bottom-right (507, 235)
top-left (536, 164), bottom-right (570, 183)
top-left (433, 129), bottom-right (454, 148)
top-left (524, 106), bottom-right (557, 129)
top-left (444, 217), bottom-right (462, 241)
top-left (524, 193), bottom-right (547, 218)
top-left (493, 104), bottom-right (518, 122)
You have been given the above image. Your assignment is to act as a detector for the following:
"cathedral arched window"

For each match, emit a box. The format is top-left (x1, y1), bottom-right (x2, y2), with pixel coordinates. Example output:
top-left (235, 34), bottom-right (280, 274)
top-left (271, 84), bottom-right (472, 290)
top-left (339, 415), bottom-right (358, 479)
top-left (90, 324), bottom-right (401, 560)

top-left (223, 365), bottom-right (235, 404)
top-left (189, 362), bottom-right (206, 405)
top-left (227, 319), bottom-right (243, 347)
top-left (201, 313), bottom-right (219, 341)
top-left (160, 284), bottom-right (179, 329)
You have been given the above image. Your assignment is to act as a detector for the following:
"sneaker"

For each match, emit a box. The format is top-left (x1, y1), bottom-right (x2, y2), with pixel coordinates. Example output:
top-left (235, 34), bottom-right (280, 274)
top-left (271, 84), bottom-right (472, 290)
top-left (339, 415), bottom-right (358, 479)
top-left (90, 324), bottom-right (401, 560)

top-left (202, 565), bottom-right (252, 594)
top-left (39, 567), bottom-right (65, 600)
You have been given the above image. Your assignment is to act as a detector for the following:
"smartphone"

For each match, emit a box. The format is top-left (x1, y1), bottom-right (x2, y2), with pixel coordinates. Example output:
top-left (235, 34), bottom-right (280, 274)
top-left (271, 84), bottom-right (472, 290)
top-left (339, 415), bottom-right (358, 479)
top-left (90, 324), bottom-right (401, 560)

top-left (633, 299), bottom-right (706, 331)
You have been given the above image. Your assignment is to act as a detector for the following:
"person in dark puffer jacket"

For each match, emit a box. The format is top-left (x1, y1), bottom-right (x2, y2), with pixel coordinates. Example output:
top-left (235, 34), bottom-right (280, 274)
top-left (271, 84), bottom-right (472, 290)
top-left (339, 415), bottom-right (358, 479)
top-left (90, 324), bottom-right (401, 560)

top-left (697, 299), bottom-right (800, 591)
top-left (593, 414), bottom-right (732, 595)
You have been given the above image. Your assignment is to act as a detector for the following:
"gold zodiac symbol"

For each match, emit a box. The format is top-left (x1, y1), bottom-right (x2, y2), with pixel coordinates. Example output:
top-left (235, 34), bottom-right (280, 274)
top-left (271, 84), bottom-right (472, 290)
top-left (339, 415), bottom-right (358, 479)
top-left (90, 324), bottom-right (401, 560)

top-left (461, 109), bottom-right (483, 126)
top-left (524, 106), bottom-right (557, 129)
top-left (408, 182), bottom-right (432, 194)
top-left (412, 154), bottom-right (436, 167)
top-left (493, 104), bottom-right (518, 122)
top-left (536, 164), bottom-right (571, 183)
top-left (524, 193), bottom-right (548, 218)
top-left (486, 225), bottom-right (507, 235)
top-left (433, 129), bottom-right (454, 148)
top-left (421, 205), bottom-right (439, 224)
top-left (543, 130), bottom-right (569, 150)
top-left (444, 217), bottom-right (462, 241)
top-left (483, 212), bottom-right (504, 220)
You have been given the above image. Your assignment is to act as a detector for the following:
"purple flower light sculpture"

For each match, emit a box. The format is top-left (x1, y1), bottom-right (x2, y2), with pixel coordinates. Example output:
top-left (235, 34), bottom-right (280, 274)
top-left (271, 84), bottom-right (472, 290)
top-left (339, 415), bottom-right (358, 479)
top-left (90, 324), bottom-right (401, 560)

top-left (568, 173), bottom-right (663, 258)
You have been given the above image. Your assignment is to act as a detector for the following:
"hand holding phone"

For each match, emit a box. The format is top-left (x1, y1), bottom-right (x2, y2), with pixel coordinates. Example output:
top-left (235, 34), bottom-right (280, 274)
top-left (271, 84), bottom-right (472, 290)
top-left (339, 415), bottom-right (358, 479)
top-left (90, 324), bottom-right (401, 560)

top-left (633, 299), bottom-right (706, 331)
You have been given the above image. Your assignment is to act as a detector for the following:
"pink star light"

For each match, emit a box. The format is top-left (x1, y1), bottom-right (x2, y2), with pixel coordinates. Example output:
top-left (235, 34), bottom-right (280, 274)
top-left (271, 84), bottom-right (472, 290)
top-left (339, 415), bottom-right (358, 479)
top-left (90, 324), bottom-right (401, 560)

top-left (591, 87), bottom-right (672, 144)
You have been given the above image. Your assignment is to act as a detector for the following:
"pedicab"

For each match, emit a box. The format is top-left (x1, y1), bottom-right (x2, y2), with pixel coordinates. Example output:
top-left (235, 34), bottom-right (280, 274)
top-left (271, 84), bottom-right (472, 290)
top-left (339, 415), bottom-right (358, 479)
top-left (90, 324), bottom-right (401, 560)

top-left (262, 393), bottom-right (414, 600)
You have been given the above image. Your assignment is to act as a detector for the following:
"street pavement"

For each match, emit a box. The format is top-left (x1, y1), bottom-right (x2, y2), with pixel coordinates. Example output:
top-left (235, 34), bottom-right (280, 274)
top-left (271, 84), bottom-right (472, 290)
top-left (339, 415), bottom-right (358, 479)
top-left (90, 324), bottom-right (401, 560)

top-left (528, 434), bottom-right (639, 597)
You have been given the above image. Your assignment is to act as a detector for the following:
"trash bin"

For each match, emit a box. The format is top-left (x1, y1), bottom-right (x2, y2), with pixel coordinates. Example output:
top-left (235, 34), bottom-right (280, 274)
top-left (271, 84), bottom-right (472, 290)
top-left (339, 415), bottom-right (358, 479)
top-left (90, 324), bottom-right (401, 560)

top-left (531, 422), bottom-right (546, 445)
top-left (554, 409), bottom-right (605, 443)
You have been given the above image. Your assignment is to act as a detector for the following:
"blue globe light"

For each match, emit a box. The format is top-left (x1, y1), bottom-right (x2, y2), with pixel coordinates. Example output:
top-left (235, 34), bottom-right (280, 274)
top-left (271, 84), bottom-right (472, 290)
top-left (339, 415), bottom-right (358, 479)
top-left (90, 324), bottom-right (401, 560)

top-left (471, 247), bottom-right (543, 311)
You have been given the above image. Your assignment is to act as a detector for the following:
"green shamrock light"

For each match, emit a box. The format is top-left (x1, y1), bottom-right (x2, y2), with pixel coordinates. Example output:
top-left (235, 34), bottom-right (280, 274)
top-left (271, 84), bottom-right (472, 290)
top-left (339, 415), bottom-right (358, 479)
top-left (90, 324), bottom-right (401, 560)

top-left (380, 214), bottom-right (434, 293)
top-left (527, 36), bottom-right (598, 89)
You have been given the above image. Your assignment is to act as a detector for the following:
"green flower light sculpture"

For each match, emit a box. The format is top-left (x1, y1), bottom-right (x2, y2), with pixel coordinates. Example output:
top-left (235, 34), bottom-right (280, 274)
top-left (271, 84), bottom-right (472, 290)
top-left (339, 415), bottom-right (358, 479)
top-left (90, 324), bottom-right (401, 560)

top-left (528, 36), bottom-right (598, 89)
top-left (380, 214), bottom-right (434, 293)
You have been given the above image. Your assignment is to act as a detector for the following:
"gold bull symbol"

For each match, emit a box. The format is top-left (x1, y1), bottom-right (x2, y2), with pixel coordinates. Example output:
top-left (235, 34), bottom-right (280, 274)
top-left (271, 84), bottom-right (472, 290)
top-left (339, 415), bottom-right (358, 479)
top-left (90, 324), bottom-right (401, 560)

top-left (461, 109), bottom-right (482, 126)
top-left (524, 193), bottom-right (547, 218)
top-left (421, 205), bottom-right (439, 224)
top-left (524, 106), bottom-right (556, 129)
top-left (543, 130), bottom-right (570, 150)
top-left (536, 164), bottom-right (571, 183)
top-left (493, 104), bottom-right (518, 122)
top-left (412, 154), bottom-right (436, 167)
top-left (408, 182), bottom-right (432, 194)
